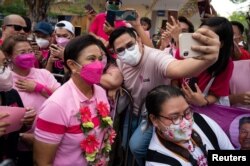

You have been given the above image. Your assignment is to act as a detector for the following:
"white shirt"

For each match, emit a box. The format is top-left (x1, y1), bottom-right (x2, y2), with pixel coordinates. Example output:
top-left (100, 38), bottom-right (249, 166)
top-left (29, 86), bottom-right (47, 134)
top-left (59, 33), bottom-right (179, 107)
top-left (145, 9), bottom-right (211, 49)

top-left (146, 114), bottom-right (234, 166)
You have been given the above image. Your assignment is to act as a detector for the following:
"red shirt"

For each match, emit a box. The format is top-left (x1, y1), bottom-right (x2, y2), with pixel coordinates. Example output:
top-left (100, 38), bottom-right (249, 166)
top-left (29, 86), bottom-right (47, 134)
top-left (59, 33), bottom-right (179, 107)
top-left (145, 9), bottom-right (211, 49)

top-left (197, 59), bottom-right (234, 97)
top-left (89, 13), bottom-right (126, 41)
top-left (0, 39), bottom-right (3, 46)
top-left (239, 47), bottom-right (250, 60)
top-left (175, 48), bottom-right (234, 97)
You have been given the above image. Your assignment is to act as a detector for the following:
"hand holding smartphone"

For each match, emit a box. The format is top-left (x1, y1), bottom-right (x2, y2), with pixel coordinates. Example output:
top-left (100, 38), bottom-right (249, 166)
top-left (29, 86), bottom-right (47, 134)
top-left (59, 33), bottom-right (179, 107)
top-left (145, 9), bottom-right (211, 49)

top-left (179, 33), bottom-right (203, 58)
top-left (197, 0), bottom-right (211, 18)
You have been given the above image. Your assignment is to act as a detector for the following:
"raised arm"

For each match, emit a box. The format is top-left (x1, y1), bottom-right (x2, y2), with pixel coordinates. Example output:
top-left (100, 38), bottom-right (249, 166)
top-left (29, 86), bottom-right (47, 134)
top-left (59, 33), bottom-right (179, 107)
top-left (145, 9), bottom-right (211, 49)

top-left (166, 28), bottom-right (220, 78)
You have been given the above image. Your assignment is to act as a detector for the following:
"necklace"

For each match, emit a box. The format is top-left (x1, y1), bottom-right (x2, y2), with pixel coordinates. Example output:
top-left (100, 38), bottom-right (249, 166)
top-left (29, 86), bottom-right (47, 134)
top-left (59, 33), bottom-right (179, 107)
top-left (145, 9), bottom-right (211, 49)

top-left (77, 101), bottom-right (116, 166)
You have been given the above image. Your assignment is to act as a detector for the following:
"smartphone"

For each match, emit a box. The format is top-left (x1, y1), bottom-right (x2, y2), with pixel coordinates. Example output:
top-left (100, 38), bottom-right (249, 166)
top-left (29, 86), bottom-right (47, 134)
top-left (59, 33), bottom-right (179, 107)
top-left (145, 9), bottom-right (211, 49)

top-left (115, 10), bottom-right (137, 21)
top-left (84, 4), bottom-right (96, 14)
top-left (197, 0), bottom-right (211, 18)
top-left (50, 44), bottom-right (59, 50)
top-left (106, 10), bottom-right (115, 27)
top-left (188, 77), bottom-right (198, 92)
top-left (179, 33), bottom-right (202, 58)
top-left (0, 106), bottom-right (26, 134)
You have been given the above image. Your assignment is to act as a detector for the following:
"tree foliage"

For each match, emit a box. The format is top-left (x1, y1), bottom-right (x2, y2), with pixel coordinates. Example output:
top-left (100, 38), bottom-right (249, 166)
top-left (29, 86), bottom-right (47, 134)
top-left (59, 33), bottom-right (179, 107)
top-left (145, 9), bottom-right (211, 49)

top-left (0, 0), bottom-right (26, 16)
top-left (229, 11), bottom-right (248, 28)
top-left (24, 0), bottom-right (53, 23)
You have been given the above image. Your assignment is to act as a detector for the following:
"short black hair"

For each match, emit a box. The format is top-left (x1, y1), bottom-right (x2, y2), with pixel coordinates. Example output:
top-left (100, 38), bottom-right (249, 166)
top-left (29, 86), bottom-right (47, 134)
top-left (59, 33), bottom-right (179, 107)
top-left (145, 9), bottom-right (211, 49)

top-left (178, 16), bottom-right (194, 33)
top-left (231, 21), bottom-right (244, 35)
top-left (239, 117), bottom-right (250, 129)
top-left (146, 85), bottom-right (184, 118)
top-left (64, 34), bottom-right (107, 72)
top-left (109, 26), bottom-right (137, 48)
top-left (22, 16), bottom-right (32, 33)
top-left (201, 17), bottom-right (233, 76)
top-left (140, 17), bottom-right (151, 30)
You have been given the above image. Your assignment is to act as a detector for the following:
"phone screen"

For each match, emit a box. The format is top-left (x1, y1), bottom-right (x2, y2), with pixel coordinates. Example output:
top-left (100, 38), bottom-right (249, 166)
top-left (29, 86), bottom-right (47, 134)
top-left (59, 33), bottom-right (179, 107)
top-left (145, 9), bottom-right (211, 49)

top-left (179, 33), bottom-right (202, 58)
top-left (115, 10), bottom-right (137, 21)
top-left (106, 10), bottom-right (115, 27)
top-left (188, 77), bottom-right (198, 92)
top-left (197, 0), bottom-right (211, 18)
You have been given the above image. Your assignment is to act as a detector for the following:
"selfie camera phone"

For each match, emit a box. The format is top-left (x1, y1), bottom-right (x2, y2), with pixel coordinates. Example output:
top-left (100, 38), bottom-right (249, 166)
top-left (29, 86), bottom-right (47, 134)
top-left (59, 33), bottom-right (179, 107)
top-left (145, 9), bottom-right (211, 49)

top-left (197, 0), bottom-right (211, 18)
top-left (115, 10), bottom-right (137, 21)
top-left (188, 77), bottom-right (198, 92)
top-left (106, 10), bottom-right (115, 27)
top-left (179, 33), bottom-right (202, 59)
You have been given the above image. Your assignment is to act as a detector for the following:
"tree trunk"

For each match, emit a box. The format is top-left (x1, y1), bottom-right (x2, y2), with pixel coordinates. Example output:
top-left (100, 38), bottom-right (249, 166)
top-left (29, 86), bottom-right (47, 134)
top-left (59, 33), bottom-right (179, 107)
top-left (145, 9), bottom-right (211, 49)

top-left (24, 0), bottom-right (52, 23)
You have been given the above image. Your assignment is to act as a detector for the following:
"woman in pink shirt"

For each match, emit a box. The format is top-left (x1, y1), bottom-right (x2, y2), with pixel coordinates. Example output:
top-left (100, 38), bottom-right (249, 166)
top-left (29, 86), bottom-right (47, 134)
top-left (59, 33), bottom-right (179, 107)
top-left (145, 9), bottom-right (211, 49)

top-left (2, 35), bottom-right (60, 112)
top-left (34, 35), bottom-right (116, 166)
top-left (2, 35), bottom-right (60, 166)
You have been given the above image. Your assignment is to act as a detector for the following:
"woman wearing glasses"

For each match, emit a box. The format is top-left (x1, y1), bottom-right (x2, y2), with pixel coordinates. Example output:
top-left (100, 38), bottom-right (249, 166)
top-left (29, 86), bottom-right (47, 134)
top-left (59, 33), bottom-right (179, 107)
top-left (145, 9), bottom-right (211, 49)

top-left (1, 35), bottom-right (60, 166)
top-left (0, 49), bottom-right (36, 165)
top-left (145, 85), bottom-right (234, 166)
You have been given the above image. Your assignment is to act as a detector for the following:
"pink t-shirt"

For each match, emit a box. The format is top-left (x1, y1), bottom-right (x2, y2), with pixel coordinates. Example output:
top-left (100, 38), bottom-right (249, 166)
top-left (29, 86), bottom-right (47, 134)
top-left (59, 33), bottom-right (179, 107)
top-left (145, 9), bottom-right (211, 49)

top-left (35, 79), bottom-right (110, 166)
top-left (12, 68), bottom-right (61, 113)
top-left (230, 60), bottom-right (250, 109)
top-left (89, 12), bottom-right (126, 41)
top-left (117, 45), bottom-right (175, 114)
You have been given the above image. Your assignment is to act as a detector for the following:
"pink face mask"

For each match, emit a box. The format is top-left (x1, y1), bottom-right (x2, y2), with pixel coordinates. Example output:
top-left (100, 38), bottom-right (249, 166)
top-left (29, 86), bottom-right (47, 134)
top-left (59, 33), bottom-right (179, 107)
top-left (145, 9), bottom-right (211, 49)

top-left (77, 61), bottom-right (104, 85)
top-left (56, 37), bottom-right (70, 47)
top-left (13, 53), bottom-right (36, 69)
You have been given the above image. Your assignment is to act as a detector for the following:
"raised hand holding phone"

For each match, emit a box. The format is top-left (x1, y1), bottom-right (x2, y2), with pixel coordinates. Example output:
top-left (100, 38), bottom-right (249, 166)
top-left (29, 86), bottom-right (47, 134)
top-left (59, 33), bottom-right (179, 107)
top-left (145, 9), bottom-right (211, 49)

top-left (179, 33), bottom-right (202, 58)
top-left (103, 21), bottom-right (115, 35)
top-left (49, 44), bottom-right (64, 60)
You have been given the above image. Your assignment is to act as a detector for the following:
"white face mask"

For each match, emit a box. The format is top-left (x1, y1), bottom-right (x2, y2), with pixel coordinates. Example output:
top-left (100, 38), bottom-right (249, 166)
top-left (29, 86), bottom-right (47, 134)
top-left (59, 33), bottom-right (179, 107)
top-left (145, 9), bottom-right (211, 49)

top-left (0, 67), bottom-right (13, 92)
top-left (159, 118), bottom-right (193, 142)
top-left (118, 43), bottom-right (142, 66)
top-left (35, 38), bottom-right (50, 49)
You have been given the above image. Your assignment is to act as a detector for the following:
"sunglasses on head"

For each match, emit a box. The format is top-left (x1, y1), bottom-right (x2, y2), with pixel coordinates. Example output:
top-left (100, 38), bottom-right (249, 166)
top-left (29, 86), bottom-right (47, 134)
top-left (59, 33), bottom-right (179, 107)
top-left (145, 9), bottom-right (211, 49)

top-left (108, 1), bottom-right (121, 5)
top-left (5, 24), bottom-right (29, 33)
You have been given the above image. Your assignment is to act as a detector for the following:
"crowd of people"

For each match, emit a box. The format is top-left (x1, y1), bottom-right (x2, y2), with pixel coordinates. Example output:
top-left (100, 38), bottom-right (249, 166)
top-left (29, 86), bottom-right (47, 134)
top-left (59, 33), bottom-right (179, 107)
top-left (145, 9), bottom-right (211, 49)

top-left (0, 0), bottom-right (250, 166)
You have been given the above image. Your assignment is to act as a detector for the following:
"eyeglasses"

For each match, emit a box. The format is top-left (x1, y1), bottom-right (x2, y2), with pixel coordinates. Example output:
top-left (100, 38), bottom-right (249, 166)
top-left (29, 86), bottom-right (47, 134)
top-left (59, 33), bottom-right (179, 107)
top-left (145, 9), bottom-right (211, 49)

top-left (5, 24), bottom-right (29, 33)
top-left (116, 42), bottom-right (136, 56)
top-left (158, 108), bottom-right (193, 125)
top-left (108, 1), bottom-right (121, 5)
top-left (0, 59), bottom-right (10, 74)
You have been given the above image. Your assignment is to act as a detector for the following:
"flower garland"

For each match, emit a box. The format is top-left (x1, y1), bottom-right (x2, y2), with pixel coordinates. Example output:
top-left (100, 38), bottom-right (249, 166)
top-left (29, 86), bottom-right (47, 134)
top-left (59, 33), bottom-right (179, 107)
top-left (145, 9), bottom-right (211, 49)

top-left (78, 101), bottom-right (116, 166)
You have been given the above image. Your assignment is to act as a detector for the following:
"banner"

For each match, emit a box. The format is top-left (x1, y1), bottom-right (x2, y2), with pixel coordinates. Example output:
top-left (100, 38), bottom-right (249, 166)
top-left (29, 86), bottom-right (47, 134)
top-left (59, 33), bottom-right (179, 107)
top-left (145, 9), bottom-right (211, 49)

top-left (193, 104), bottom-right (250, 149)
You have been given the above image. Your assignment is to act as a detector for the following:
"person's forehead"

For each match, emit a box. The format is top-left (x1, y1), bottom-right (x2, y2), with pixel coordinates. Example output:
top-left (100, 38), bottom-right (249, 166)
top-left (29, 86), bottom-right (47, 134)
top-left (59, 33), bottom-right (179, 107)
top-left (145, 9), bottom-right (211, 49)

top-left (180, 22), bottom-right (189, 29)
top-left (14, 42), bottom-right (31, 50)
top-left (232, 25), bottom-right (241, 33)
top-left (241, 123), bottom-right (250, 129)
top-left (55, 28), bottom-right (71, 35)
top-left (160, 96), bottom-right (189, 116)
top-left (8, 17), bottom-right (26, 26)
top-left (114, 33), bottom-right (134, 47)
